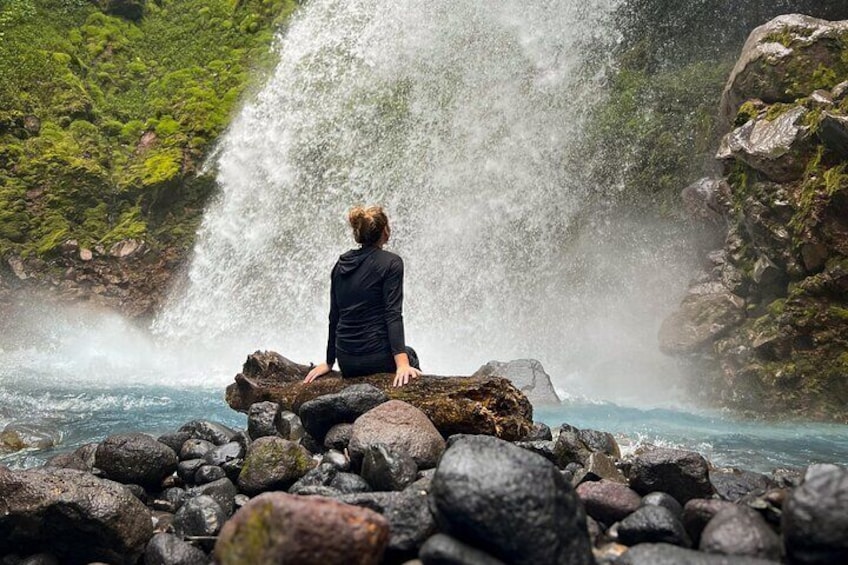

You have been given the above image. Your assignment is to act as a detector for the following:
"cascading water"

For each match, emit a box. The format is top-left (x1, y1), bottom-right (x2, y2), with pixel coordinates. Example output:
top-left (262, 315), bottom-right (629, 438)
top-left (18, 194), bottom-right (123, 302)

top-left (155, 0), bottom-right (695, 403)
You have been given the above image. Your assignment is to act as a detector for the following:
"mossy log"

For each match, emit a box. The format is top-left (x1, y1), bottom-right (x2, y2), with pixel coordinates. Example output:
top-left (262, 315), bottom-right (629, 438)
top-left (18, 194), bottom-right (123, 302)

top-left (225, 351), bottom-right (534, 441)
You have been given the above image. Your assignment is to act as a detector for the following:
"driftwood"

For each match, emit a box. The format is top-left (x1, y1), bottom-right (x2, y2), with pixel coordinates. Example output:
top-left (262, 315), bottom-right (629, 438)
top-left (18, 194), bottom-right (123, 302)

top-left (225, 351), bottom-right (534, 441)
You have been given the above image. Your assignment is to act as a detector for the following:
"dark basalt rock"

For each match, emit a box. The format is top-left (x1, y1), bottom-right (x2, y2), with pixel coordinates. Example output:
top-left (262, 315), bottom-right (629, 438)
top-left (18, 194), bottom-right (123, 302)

top-left (627, 445), bottom-right (715, 503)
top-left (157, 431), bottom-right (191, 456)
top-left (144, 533), bottom-right (207, 565)
top-left (178, 420), bottom-right (236, 446)
top-left (177, 459), bottom-right (205, 484)
top-left (420, 533), bottom-right (506, 565)
top-left (430, 434), bottom-right (593, 565)
top-left (361, 443), bottom-right (418, 492)
top-left (683, 499), bottom-right (738, 547)
top-left (94, 433), bottom-right (178, 489)
top-left (227, 351), bottom-right (534, 441)
top-left (321, 449), bottom-right (350, 471)
top-left (194, 464), bottom-right (226, 484)
top-left (515, 439), bottom-right (557, 464)
top-left (641, 492), bottom-right (684, 518)
top-left (700, 506), bottom-right (782, 561)
top-left (331, 472), bottom-right (372, 494)
top-left (616, 505), bottom-right (691, 548)
top-left (710, 468), bottom-right (774, 502)
top-left (299, 383), bottom-right (389, 441)
top-left (278, 411), bottom-right (305, 441)
top-left (247, 401), bottom-right (281, 439)
top-left (578, 428), bottom-right (621, 460)
top-left (524, 421), bottom-right (553, 441)
top-left (576, 480), bottom-right (642, 526)
top-left (324, 423), bottom-right (354, 451)
top-left (179, 438), bottom-right (215, 461)
top-left (172, 495), bottom-right (227, 538)
top-left (553, 426), bottom-right (620, 468)
top-left (220, 458), bottom-right (244, 483)
top-left (288, 462), bottom-right (337, 494)
top-left (616, 543), bottom-right (782, 564)
top-left (0, 467), bottom-right (152, 564)
top-left (44, 443), bottom-right (98, 472)
top-left (188, 477), bottom-right (238, 516)
top-left (237, 436), bottom-right (317, 495)
top-left (155, 487), bottom-right (187, 513)
top-left (782, 464), bottom-right (848, 565)
top-left (203, 441), bottom-right (243, 466)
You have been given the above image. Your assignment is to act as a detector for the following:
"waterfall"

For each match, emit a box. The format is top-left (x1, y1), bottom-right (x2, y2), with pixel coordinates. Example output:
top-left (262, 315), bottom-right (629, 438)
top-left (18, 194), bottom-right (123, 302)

top-left (155, 0), bottom-right (698, 403)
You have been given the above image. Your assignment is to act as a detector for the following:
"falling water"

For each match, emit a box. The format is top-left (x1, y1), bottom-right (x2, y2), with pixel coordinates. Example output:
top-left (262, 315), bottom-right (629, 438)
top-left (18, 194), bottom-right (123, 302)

top-left (155, 0), bottom-right (698, 403)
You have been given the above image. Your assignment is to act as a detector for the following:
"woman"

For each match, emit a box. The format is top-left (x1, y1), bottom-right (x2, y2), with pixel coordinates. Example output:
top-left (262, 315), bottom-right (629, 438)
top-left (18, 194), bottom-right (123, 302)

top-left (304, 205), bottom-right (422, 387)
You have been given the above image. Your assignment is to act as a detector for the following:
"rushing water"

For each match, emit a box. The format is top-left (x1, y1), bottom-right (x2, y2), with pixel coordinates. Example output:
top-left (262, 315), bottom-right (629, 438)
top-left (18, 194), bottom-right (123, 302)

top-left (2, 0), bottom-right (847, 470)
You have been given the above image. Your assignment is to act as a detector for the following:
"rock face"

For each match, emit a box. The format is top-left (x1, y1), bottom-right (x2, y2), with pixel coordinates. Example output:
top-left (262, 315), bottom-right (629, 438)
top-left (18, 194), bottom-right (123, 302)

top-left (662, 13), bottom-right (848, 423)
top-left (429, 434), bottom-right (593, 565)
top-left (226, 351), bottom-right (534, 440)
top-left (214, 492), bottom-right (390, 565)
top-left (0, 467), bottom-right (153, 564)
top-left (94, 432), bottom-right (178, 488)
top-left (471, 359), bottom-right (560, 405)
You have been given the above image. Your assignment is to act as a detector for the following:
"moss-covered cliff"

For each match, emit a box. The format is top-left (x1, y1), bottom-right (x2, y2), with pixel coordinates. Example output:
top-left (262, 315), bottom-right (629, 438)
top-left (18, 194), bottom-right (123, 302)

top-left (0, 0), bottom-right (295, 314)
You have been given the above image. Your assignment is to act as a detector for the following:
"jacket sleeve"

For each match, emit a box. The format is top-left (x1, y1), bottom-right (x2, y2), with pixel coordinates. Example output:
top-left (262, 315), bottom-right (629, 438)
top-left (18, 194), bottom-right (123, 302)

top-left (326, 264), bottom-right (340, 366)
top-left (382, 256), bottom-right (406, 356)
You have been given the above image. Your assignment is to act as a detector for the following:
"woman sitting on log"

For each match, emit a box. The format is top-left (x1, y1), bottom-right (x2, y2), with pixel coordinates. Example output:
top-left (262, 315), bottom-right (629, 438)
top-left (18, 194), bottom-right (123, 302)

top-left (304, 205), bottom-right (421, 387)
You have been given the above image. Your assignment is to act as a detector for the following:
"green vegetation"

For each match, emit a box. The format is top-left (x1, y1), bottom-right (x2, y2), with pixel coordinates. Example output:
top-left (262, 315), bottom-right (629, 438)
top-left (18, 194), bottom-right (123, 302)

top-left (0, 0), bottom-right (296, 257)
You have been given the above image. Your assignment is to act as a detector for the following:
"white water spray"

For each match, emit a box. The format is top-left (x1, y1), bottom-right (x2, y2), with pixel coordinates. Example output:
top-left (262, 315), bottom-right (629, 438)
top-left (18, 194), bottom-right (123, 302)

top-left (155, 0), bottom-right (698, 403)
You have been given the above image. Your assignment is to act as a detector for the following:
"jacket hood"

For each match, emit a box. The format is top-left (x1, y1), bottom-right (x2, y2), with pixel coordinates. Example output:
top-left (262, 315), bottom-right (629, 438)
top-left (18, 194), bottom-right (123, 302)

top-left (336, 246), bottom-right (377, 275)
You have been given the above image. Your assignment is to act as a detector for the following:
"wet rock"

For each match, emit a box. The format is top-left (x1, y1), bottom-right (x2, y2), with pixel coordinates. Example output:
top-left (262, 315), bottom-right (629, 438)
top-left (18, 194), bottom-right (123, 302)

top-left (300, 431), bottom-right (324, 454)
top-left (154, 487), bottom-right (187, 513)
top-left (178, 420), bottom-right (236, 446)
top-left (583, 452), bottom-right (627, 484)
top-left (247, 401), bottom-right (281, 439)
top-left (553, 428), bottom-right (592, 467)
top-left (188, 477), bottom-right (237, 515)
top-left (288, 462), bottom-right (337, 494)
top-left (616, 543), bottom-right (780, 564)
top-left (299, 383), bottom-right (389, 441)
top-left (682, 177), bottom-right (733, 224)
top-left (349, 400), bottom-right (445, 469)
top-left (172, 495), bottom-right (226, 538)
top-left (524, 421), bottom-right (553, 441)
top-left (214, 492), bottom-right (389, 565)
top-left (331, 472), bottom-right (372, 494)
top-left (0, 423), bottom-right (59, 451)
top-left (578, 429), bottom-right (622, 460)
top-left (617, 505), bottom-right (690, 547)
top-left (700, 506), bottom-right (782, 561)
top-left (324, 423), bottom-right (353, 451)
top-left (659, 289), bottom-right (746, 355)
top-left (202, 441), bottom-right (243, 466)
top-left (627, 446), bottom-right (715, 503)
top-left (144, 533), bottom-right (207, 565)
top-left (152, 510), bottom-right (174, 534)
top-left (237, 436), bottom-right (317, 495)
top-left (710, 468), bottom-right (774, 502)
top-left (430, 434), bottom-right (593, 565)
top-left (683, 498), bottom-right (737, 547)
top-left (641, 492), bottom-right (683, 518)
top-left (95, 433), bottom-right (178, 489)
top-left (44, 443), bottom-right (97, 472)
top-left (17, 553), bottom-right (59, 565)
top-left (179, 438), bottom-right (215, 461)
top-left (576, 480), bottom-right (642, 525)
top-left (818, 111), bottom-right (848, 159)
top-left (472, 359), bottom-right (560, 405)
top-left (194, 464), bottom-right (226, 484)
top-left (338, 490), bottom-right (437, 561)
top-left (782, 464), bottom-right (848, 564)
top-left (124, 483), bottom-right (147, 503)
top-left (177, 459), bottom-right (205, 484)
top-left (361, 443), bottom-right (418, 491)
top-left (157, 431), bottom-right (191, 454)
top-left (321, 449), bottom-right (350, 471)
top-left (277, 410), bottom-right (305, 441)
top-left (220, 458), bottom-right (243, 483)
top-left (0, 467), bottom-right (152, 564)
top-left (515, 439), bottom-right (557, 464)
top-left (420, 533), bottom-right (505, 565)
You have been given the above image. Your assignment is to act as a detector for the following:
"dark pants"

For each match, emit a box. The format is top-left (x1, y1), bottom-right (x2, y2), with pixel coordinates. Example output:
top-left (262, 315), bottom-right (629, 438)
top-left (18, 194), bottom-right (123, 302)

top-left (338, 346), bottom-right (420, 378)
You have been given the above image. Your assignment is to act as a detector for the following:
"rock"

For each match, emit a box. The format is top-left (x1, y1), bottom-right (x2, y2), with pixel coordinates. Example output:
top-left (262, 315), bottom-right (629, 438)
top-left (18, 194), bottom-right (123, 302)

top-left (108, 238), bottom-right (143, 258)
top-left (144, 533), bottom-right (207, 565)
top-left (682, 177), bottom-right (733, 223)
top-left (641, 492), bottom-right (683, 518)
top-left (154, 487), bottom-right (187, 513)
top-left (515, 439), bottom-right (557, 464)
top-left (45, 443), bottom-right (98, 472)
top-left (817, 111), bottom-right (848, 159)
top-left (658, 289), bottom-right (746, 355)
top-left (627, 446), bottom-right (715, 503)
top-left (214, 492), bottom-right (389, 564)
top-left (524, 421), bottom-right (553, 441)
top-left (578, 429), bottom-right (622, 460)
top-left (227, 351), bottom-right (533, 441)
top-left (187, 477), bottom-right (237, 515)
top-left (202, 441), bottom-right (244, 466)
top-left (331, 472), bottom-right (372, 494)
top-left (616, 505), bottom-right (691, 547)
top-left (576, 480), bottom-right (643, 525)
top-left (237, 436), bottom-right (317, 495)
top-left (321, 449), bottom-right (350, 471)
top-left (124, 483), bottom-right (148, 503)
top-left (700, 506), bottom-right (782, 561)
top-left (782, 464), bottom-right (848, 564)
top-left (419, 533), bottom-right (506, 565)
top-left (0, 467), bottom-right (152, 564)
top-left (157, 431), bottom-right (191, 454)
top-left (288, 462), bottom-right (337, 494)
top-left (324, 423), bottom-right (354, 450)
top-left (95, 433), bottom-right (178, 488)
top-left (553, 428), bottom-right (593, 467)
top-left (717, 106), bottom-right (811, 182)
top-left (178, 420), bottom-right (236, 446)
top-left (180, 438), bottom-right (215, 460)
top-left (349, 400), bottom-right (445, 469)
top-left (720, 14), bottom-right (848, 127)
top-left (430, 434), bottom-right (593, 565)
top-left (299, 383), bottom-right (389, 440)
top-left (710, 468), bottom-right (774, 502)
top-left (80, 248), bottom-right (93, 261)
top-left (172, 495), bottom-right (227, 538)
top-left (0, 423), bottom-right (58, 451)
top-left (221, 458), bottom-right (244, 483)
top-left (616, 543), bottom-right (781, 565)
top-left (471, 359), bottom-right (560, 405)
top-left (177, 459), bottom-right (205, 484)
top-left (361, 443), bottom-right (418, 491)
top-left (337, 490), bottom-right (437, 562)
top-left (583, 452), bottom-right (627, 484)
top-left (247, 401), bottom-right (281, 439)
top-left (194, 464), bottom-right (226, 484)
top-left (683, 499), bottom-right (737, 547)
top-left (278, 410), bottom-right (305, 441)
top-left (18, 554), bottom-right (59, 565)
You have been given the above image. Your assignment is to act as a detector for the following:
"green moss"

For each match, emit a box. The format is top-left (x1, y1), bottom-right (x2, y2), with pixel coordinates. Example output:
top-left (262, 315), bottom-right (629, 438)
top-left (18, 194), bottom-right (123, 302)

top-left (735, 101), bottom-right (760, 126)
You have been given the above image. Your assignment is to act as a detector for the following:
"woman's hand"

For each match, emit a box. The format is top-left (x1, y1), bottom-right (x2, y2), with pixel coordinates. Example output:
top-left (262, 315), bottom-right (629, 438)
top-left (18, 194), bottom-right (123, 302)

top-left (393, 364), bottom-right (421, 387)
top-left (304, 363), bottom-right (331, 383)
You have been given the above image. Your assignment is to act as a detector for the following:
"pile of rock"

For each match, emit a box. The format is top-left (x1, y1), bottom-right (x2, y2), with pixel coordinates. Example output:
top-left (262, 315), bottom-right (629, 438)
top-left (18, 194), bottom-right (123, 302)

top-left (1, 375), bottom-right (846, 564)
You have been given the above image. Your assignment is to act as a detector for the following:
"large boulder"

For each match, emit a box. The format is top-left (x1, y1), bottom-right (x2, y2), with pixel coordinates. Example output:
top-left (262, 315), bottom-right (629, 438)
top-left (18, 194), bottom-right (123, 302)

top-left (298, 383), bottom-right (388, 441)
top-left (627, 446), bottom-right (715, 504)
top-left (227, 351), bottom-right (534, 440)
top-left (94, 432), bottom-right (178, 488)
top-left (349, 400), bottom-right (445, 468)
top-left (782, 464), bottom-right (848, 564)
top-left (214, 492), bottom-right (389, 565)
top-left (700, 506), bottom-right (782, 561)
top-left (0, 467), bottom-right (153, 564)
top-left (471, 359), bottom-right (560, 405)
top-left (429, 434), bottom-right (593, 565)
top-left (237, 436), bottom-right (317, 495)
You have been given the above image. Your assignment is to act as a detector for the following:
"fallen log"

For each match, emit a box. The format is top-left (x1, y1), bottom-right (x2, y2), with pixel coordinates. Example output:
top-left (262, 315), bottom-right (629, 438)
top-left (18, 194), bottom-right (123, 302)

top-left (225, 351), bottom-right (534, 441)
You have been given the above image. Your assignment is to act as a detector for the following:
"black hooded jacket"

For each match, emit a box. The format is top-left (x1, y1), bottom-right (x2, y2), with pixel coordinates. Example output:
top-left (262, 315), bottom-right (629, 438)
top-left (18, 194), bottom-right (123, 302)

top-left (326, 246), bottom-right (406, 366)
